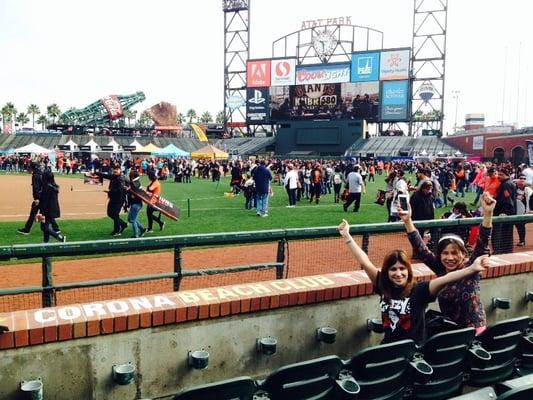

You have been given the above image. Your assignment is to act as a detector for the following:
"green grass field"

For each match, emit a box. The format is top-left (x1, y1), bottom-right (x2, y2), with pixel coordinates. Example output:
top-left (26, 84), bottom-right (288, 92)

top-left (0, 172), bottom-right (475, 246)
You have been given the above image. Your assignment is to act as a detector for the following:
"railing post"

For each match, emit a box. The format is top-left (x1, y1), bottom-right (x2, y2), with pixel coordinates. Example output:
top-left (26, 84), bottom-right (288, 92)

top-left (276, 239), bottom-right (286, 279)
top-left (42, 256), bottom-right (56, 307)
top-left (174, 245), bottom-right (183, 291)
top-left (362, 233), bottom-right (370, 254)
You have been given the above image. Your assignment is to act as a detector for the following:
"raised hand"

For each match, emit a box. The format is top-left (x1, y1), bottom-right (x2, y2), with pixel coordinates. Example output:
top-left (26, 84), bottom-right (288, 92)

top-left (338, 219), bottom-right (350, 238)
top-left (470, 255), bottom-right (490, 273)
top-left (480, 192), bottom-right (496, 213)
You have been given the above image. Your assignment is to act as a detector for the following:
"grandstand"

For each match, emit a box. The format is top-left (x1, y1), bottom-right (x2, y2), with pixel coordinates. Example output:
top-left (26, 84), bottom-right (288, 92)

top-left (345, 135), bottom-right (460, 158)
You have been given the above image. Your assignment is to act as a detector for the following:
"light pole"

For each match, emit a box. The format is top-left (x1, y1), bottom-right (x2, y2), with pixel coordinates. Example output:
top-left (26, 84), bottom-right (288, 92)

top-left (452, 90), bottom-right (460, 133)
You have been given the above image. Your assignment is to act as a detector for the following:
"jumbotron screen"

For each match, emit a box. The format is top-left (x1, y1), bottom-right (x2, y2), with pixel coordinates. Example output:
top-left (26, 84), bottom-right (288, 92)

top-left (245, 48), bottom-right (410, 124)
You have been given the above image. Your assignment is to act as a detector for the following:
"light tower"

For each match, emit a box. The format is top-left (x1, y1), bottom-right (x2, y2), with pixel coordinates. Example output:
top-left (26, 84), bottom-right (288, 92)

top-left (409, 0), bottom-right (448, 136)
top-left (222, 0), bottom-right (250, 136)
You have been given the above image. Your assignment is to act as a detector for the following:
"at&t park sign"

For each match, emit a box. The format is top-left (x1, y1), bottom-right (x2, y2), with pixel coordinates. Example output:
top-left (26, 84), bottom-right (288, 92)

top-left (300, 16), bottom-right (352, 29)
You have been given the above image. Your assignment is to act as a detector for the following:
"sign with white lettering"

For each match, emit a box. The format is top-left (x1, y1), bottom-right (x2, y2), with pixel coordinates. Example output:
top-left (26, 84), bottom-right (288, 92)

top-left (295, 63), bottom-right (350, 85)
top-left (300, 16), bottom-right (352, 30)
top-left (271, 58), bottom-right (296, 86)
top-left (247, 60), bottom-right (271, 88)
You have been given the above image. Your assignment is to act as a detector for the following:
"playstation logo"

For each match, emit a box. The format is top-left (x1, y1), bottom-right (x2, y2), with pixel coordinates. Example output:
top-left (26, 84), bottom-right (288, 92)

top-left (248, 89), bottom-right (265, 104)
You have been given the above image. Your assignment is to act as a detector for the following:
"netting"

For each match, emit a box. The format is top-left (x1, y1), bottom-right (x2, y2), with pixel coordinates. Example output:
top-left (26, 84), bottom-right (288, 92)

top-left (1, 220), bottom-right (531, 312)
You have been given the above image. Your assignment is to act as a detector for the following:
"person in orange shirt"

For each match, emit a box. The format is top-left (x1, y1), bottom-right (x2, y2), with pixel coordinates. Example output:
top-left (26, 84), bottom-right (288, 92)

top-left (146, 170), bottom-right (165, 233)
top-left (483, 167), bottom-right (500, 197)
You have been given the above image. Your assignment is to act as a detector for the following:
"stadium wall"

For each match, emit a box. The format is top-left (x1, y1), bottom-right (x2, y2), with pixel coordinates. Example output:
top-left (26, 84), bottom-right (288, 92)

top-left (0, 253), bottom-right (532, 399)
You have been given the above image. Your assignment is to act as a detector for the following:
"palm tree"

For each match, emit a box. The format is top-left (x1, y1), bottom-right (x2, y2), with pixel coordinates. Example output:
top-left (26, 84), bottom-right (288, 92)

top-left (16, 112), bottom-right (30, 127)
top-left (123, 110), bottom-right (135, 127)
top-left (186, 109), bottom-right (197, 123)
top-left (1, 102), bottom-right (17, 130)
top-left (200, 111), bottom-right (213, 123)
top-left (27, 104), bottom-right (40, 129)
top-left (46, 103), bottom-right (62, 124)
top-left (37, 115), bottom-right (48, 130)
top-left (176, 112), bottom-right (185, 125)
top-left (215, 110), bottom-right (225, 124)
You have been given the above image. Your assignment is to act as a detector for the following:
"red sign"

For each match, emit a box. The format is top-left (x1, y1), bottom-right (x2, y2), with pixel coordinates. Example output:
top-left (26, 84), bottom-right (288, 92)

top-left (247, 60), bottom-right (271, 87)
top-left (100, 95), bottom-right (124, 120)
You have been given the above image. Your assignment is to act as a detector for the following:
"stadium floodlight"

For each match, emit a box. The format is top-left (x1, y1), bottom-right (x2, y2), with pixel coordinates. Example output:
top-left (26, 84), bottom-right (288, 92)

top-left (188, 350), bottom-right (209, 369)
top-left (112, 363), bottom-right (136, 385)
top-left (256, 337), bottom-right (277, 356)
top-left (316, 326), bottom-right (337, 344)
top-left (492, 297), bottom-right (511, 310)
top-left (20, 378), bottom-right (43, 399)
top-left (366, 318), bottom-right (384, 333)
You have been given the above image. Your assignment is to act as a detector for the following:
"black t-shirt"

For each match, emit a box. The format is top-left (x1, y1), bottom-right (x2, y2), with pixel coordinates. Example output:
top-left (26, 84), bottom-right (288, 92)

top-left (375, 277), bottom-right (434, 345)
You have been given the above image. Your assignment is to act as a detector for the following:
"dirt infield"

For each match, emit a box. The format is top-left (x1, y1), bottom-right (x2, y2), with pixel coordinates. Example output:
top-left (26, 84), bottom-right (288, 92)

top-left (0, 174), bottom-right (107, 221)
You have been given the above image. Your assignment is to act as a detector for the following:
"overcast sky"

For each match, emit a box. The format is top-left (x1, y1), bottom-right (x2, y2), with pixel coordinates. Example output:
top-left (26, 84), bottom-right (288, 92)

top-left (0, 0), bottom-right (531, 134)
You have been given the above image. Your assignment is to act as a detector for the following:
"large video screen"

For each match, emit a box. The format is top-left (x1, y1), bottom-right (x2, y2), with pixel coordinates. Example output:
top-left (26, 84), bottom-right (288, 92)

top-left (269, 81), bottom-right (379, 122)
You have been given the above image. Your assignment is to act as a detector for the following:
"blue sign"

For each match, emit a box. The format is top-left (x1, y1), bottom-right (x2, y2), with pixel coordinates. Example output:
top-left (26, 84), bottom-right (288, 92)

top-left (380, 80), bottom-right (410, 121)
top-left (246, 88), bottom-right (269, 123)
top-left (351, 51), bottom-right (380, 82)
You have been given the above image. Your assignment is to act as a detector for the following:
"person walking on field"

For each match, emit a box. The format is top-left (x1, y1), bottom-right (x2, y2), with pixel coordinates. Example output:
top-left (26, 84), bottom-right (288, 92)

top-left (252, 160), bottom-right (272, 217)
top-left (283, 163), bottom-right (299, 208)
top-left (343, 165), bottom-right (365, 212)
top-left (18, 161), bottom-right (58, 235)
top-left (94, 163), bottom-right (128, 236)
top-left (146, 170), bottom-right (165, 233)
top-left (38, 171), bottom-right (66, 243)
top-left (125, 169), bottom-right (147, 238)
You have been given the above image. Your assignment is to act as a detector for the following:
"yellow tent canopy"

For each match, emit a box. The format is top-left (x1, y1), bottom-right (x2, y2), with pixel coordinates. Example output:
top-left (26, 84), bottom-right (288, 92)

top-left (133, 143), bottom-right (161, 154)
top-left (191, 144), bottom-right (229, 160)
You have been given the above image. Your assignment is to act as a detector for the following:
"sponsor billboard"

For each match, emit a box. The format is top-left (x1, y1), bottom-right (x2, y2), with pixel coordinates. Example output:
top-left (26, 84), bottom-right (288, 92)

top-left (246, 88), bottom-right (269, 123)
top-left (271, 58), bottom-right (296, 86)
top-left (247, 60), bottom-right (271, 88)
top-left (379, 49), bottom-right (410, 81)
top-left (350, 51), bottom-right (380, 82)
top-left (380, 80), bottom-right (410, 121)
top-left (295, 63), bottom-right (350, 85)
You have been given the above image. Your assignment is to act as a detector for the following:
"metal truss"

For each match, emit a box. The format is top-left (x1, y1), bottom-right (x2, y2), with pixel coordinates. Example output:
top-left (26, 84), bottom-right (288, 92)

top-left (223, 0), bottom-right (249, 136)
top-left (409, 0), bottom-right (448, 136)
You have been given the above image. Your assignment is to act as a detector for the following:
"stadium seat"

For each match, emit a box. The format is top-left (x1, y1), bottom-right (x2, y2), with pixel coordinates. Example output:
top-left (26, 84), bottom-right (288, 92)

top-left (516, 325), bottom-right (533, 376)
top-left (411, 327), bottom-right (477, 400)
top-left (346, 339), bottom-right (427, 400)
top-left (496, 373), bottom-right (533, 395)
top-left (172, 376), bottom-right (257, 400)
top-left (447, 386), bottom-right (497, 399)
top-left (496, 383), bottom-right (533, 400)
top-left (257, 355), bottom-right (359, 400)
top-left (468, 316), bottom-right (531, 387)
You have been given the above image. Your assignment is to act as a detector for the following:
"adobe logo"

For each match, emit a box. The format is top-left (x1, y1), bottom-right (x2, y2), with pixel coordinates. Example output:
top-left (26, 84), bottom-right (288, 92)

top-left (247, 60), bottom-right (271, 88)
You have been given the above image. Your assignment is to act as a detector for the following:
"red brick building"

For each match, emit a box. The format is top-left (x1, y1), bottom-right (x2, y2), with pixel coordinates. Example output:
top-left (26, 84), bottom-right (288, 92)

top-left (442, 126), bottom-right (532, 164)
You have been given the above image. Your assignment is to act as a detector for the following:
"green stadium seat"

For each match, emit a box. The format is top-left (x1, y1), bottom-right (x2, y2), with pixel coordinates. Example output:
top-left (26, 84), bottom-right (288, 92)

top-left (172, 376), bottom-right (257, 400)
top-left (468, 316), bottom-right (531, 387)
top-left (411, 327), bottom-right (477, 400)
top-left (346, 339), bottom-right (424, 400)
top-left (516, 326), bottom-right (533, 376)
top-left (257, 355), bottom-right (359, 400)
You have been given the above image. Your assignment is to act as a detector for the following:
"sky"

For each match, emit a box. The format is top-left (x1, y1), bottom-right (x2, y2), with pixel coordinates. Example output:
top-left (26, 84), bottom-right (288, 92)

top-left (0, 0), bottom-right (532, 135)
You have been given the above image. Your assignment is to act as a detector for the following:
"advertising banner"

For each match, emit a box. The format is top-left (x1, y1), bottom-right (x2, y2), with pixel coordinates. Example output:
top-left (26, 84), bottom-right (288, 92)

top-left (271, 58), bottom-right (296, 86)
top-left (351, 51), bottom-right (380, 82)
top-left (101, 95), bottom-right (124, 120)
top-left (247, 60), bottom-right (271, 88)
top-left (246, 88), bottom-right (269, 123)
top-left (290, 83), bottom-right (341, 109)
top-left (380, 80), bottom-right (410, 121)
top-left (472, 136), bottom-right (484, 150)
top-left (295, 63), bottom-right (350, 85)
top-left (379, 49), bottom-right (410, 81)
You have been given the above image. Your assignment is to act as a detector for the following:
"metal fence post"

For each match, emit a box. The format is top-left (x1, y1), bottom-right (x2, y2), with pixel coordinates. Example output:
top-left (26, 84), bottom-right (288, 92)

top-left (276, 239), bottom-right (286, 279)
top-left (42, 256), bottom-right (55, 307)
top-left (174, 245), bottom-right (183, 291)
top-left (362, 233), bottom-right (370, 254)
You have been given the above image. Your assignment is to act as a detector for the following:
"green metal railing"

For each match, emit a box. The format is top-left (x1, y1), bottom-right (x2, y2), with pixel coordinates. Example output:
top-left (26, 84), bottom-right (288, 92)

top-left (1, 214), bottom-right (532, 309)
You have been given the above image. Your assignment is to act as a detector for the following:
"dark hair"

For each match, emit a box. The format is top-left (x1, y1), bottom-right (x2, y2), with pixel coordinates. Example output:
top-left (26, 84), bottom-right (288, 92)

top-left (379, 250), bottom-right (413, 302)
top-left (129, 169), bottom-right (139, 180)
top-left (147, 171), bottom-right (157, 181)
top-left (452, 202), bottom-right (468, 215)
top-left (42, 170), bottom-right (56, 185)
top-left (436, 234), bottom-right (468, 260)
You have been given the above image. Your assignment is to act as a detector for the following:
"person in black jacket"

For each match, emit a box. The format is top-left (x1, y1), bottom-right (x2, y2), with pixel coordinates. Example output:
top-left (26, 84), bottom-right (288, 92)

top-left (17, 162), bottom-right (47, 235)
top-left (38, 171), bottom-right (65, 243)
top-left (493, 167), bottom-right (516, 254)
top-left (94, 163), bottom-right (127, 236)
